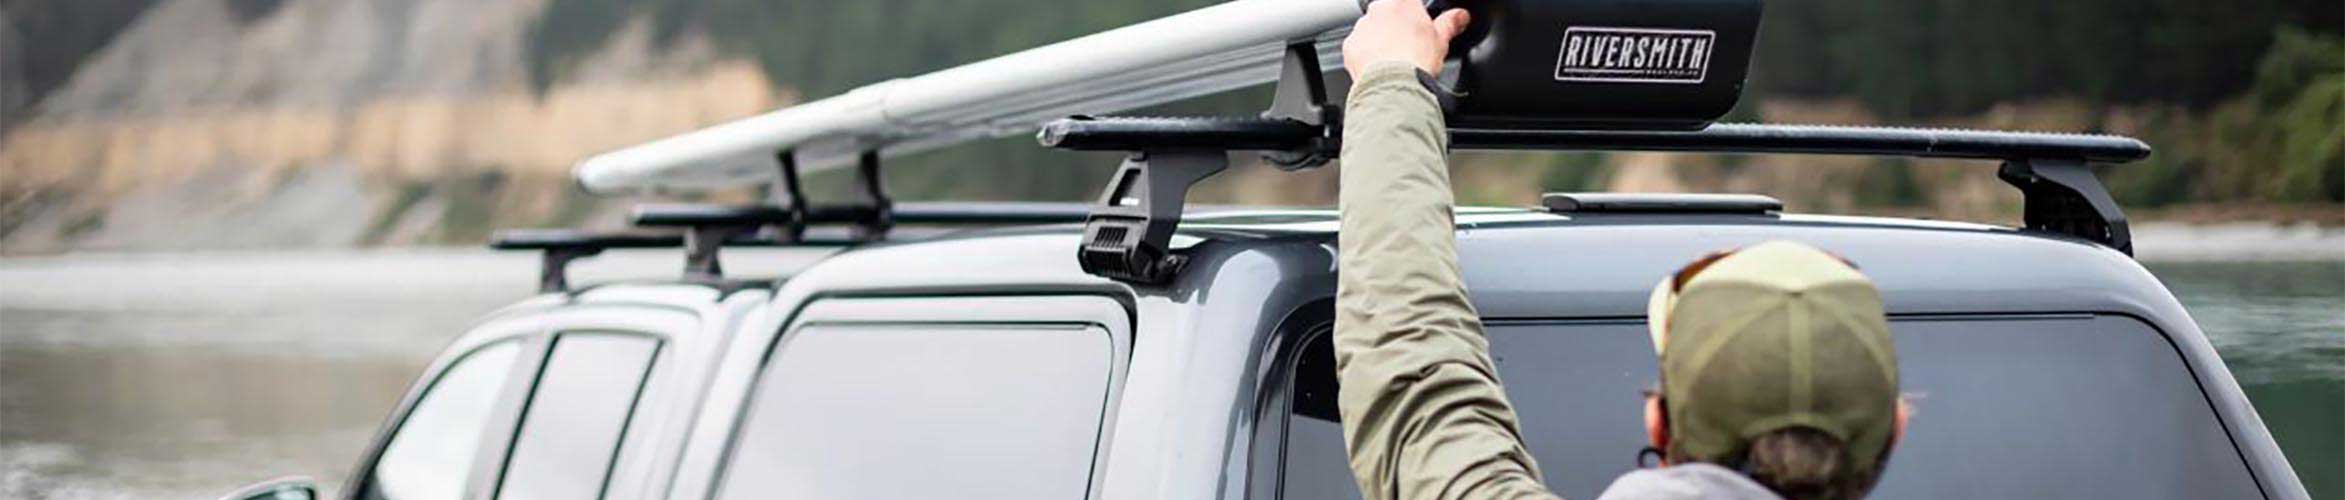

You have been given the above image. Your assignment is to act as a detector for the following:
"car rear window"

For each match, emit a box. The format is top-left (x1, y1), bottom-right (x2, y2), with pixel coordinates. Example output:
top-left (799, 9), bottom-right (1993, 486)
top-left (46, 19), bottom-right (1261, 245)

top-left (715, 324), bottom-right (1114, 499)
top-left (1278, 316), bottom-right (2259, 499)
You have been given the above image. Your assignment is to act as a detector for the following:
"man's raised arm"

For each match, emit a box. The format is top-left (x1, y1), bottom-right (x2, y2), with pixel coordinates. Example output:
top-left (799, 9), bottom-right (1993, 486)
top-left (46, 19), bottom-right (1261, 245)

top-left (1333, 2), bottom-right (1559, 499)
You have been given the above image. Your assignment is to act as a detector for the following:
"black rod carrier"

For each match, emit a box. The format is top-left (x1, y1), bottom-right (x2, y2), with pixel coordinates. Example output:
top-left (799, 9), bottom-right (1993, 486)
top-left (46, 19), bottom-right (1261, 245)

top-left (629, 148), bottom-right (897, 280)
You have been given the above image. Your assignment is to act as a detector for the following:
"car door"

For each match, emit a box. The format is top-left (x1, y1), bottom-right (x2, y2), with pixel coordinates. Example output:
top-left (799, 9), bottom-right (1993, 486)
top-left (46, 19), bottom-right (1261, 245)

top-left (343, 302), bottom-right (701, 500)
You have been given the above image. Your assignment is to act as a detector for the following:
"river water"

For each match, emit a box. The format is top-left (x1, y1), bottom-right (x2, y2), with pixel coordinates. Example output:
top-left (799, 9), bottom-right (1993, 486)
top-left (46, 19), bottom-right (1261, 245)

top-left (1, 248), bottom-right (2338, 499)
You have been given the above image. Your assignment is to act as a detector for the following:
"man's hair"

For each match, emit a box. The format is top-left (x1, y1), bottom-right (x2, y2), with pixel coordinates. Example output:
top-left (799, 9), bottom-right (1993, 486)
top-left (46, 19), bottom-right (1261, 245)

top-left (1667, 426), bottom-right (1892, 500)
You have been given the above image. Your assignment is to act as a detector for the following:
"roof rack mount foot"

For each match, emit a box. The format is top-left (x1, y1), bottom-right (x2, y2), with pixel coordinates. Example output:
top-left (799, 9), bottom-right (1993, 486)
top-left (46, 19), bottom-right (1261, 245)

top-left (1079, 150), bottom-right (1228, 284)
top-left (537, 247), bottom-right (601, 294)
top-left (682, 225), bottom-right (752, 280)
top-left (1999, 158), bottom-right (2132, 255)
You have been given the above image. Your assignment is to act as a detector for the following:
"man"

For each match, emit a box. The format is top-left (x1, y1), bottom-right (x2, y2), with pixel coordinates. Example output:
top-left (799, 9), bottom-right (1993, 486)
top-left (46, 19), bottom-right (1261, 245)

top-left (1333, 1), bottom-right (1910, 500)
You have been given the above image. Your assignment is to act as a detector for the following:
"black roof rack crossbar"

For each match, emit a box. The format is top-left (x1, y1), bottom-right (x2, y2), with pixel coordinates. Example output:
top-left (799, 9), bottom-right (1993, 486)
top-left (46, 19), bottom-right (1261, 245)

top-left (557, 144), bottom-right (1091, 286)
top-left (894, 202), bottom-right (1095, 224)
top-left (626, 200), bottom-right (1093, 281)
top-left (490, 229), bottom-right (693, 251)
top-left (631, 201), bottom-right (1092, 228)
top-left (488, 229), bottom-right (856, 293)
top-left (1039, 117), bottom-right (2151, 163)
top-left (492, 229), bottom-right (691, 293)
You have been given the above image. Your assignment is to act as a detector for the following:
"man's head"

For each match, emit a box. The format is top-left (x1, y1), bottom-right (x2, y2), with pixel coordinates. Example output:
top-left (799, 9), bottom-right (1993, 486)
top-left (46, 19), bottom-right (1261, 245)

top-left (1641, 241), bottom-right (1906, 500)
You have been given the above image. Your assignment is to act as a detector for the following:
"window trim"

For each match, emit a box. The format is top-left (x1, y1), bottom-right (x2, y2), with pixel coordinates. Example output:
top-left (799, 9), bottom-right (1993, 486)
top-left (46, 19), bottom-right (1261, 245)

top-left (706, 294), bottom-right (1134, 500)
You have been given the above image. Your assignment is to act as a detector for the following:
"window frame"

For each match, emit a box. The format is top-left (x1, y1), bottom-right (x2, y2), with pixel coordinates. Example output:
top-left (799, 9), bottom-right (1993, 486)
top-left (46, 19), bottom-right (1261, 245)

top-left (706, 294), bottom-right (1134, 500)
top-left (341, 303), bottom-right (700, 500)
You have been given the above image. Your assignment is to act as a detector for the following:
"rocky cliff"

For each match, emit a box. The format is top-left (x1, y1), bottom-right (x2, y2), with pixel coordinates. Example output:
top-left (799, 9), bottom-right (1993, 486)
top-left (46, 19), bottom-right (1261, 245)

top-left (1, 0), bottom-right (782, 253)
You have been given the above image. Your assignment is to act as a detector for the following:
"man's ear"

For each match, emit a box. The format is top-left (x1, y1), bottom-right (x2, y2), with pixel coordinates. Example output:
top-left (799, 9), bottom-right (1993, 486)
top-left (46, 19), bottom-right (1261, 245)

top-left (1891, 398), bottom-right (1912, 445)
top-left (1644, 396), bottom-right (1668, 452)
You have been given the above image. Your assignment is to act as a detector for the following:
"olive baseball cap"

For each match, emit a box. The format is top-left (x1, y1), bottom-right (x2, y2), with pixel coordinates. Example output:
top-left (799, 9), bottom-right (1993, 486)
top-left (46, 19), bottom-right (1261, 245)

top-left (1644, 241), bottom-right (1899, 474)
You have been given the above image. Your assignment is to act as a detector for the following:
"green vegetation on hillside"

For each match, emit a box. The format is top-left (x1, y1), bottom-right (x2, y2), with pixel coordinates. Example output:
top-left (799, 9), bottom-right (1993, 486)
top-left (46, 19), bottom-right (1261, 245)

top-left (3, 0), bottom-right (164, 119)
top-left (2115, 29), bottom-right (2345, 205)
top-left (1755, 0), bottom-right (2342, 117)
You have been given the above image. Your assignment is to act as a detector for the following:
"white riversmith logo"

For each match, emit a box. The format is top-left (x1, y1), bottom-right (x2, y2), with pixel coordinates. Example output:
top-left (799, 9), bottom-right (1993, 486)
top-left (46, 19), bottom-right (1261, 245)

top-left (1554, 26), bottom-right (1716, 84)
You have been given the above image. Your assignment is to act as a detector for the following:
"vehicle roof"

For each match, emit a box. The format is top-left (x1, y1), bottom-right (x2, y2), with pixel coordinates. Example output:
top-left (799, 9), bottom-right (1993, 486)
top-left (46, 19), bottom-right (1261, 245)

top-left (586, 207), bottom-right (2290, 499)
top-left (816, 207), bottom-right (2176, 320)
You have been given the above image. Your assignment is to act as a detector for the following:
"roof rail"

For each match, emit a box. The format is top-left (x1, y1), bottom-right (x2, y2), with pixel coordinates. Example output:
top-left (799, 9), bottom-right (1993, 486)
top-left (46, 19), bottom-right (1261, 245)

top-left (1543, 193), bottom-right (1783, 214)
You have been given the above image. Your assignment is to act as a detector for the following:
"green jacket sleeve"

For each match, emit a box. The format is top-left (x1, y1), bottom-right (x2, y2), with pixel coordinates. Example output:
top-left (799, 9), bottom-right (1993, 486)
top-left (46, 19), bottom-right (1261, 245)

top-left (1334, 61), bottom-right (1562, 500)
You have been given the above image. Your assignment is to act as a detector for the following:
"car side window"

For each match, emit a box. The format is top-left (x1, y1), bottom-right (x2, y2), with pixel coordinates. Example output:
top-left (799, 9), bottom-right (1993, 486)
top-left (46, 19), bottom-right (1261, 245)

top-left (368, 341), bottom-right (523, 500)
top-left (1274, 318), bottom-right (2259, 499)
top-left (497, 333), bottom-right (662, 500)
top-left (714, 324), bottom-right (1115, 499)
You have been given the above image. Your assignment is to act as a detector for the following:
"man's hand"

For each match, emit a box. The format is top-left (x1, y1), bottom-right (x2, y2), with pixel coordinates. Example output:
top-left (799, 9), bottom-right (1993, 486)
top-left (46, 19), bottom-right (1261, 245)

top-left (1342, 0), bottom-right (1472, 81)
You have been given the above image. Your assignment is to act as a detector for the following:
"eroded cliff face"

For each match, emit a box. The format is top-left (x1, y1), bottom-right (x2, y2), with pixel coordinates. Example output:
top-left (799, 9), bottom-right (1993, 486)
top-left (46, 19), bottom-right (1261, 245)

top-left (1, 0), bottom-right (783, 253)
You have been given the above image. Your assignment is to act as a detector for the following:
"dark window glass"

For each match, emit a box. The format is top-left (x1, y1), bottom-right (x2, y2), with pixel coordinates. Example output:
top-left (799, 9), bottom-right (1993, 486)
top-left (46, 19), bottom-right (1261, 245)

top-left (369, 341), bottom-right (522, 500)
top-left (716, 324), bottom-right (1113, 499)
top-left (498, 333), bottom-right (660, 500)
top-left (1278, 316), bottom-right (2258, 499)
